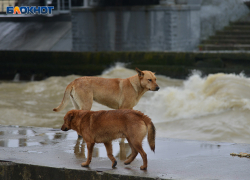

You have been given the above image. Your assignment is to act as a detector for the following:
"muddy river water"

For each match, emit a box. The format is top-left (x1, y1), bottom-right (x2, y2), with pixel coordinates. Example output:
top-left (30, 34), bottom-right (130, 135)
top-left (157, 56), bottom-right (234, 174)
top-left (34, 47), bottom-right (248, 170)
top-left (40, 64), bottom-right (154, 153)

top-left (1, 65), bottom-right (250, 144)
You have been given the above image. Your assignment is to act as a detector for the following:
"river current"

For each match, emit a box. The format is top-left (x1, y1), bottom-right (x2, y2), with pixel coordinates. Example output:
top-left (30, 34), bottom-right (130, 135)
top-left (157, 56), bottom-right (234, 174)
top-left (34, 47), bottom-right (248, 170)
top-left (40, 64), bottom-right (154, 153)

top-left (1, 64), bottom-right (250, 144)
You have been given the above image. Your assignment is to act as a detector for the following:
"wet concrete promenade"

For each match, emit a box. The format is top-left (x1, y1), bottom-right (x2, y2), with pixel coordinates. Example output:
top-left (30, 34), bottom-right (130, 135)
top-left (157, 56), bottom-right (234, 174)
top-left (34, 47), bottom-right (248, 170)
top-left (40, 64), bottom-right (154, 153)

top-left (0, 125), bottom-right (250, 180)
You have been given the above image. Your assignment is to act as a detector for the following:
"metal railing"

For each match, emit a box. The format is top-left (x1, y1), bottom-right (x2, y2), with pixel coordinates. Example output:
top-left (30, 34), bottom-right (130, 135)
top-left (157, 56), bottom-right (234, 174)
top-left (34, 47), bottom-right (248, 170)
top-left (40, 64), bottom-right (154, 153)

top-left (46, 0), bottom-right (71, 14)
top-left (0, 0), bottom-right (17, 12)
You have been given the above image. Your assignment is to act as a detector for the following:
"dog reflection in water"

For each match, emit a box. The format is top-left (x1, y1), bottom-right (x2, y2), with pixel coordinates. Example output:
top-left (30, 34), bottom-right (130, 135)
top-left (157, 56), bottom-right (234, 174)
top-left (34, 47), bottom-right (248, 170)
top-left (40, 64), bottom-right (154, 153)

top-left (61, 109), bottom-right (156, 170)
top-left (74, 137), bottom-right (130, 160)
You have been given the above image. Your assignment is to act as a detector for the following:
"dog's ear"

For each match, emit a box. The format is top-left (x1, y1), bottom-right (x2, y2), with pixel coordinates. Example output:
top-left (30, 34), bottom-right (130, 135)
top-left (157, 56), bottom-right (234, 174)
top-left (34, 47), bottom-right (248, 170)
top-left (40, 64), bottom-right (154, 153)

top-left (135, 67), bottom-right (144, 78)
top-left (66, 111), bottom-right (74, 122)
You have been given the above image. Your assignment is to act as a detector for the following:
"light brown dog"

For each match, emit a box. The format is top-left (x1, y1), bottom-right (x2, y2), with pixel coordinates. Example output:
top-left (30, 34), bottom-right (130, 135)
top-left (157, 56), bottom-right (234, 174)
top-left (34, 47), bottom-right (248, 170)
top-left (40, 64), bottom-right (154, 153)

top-left (61, 109), bottom-right (156, 170)
top-left (53, 68), bottom-right (159, 112)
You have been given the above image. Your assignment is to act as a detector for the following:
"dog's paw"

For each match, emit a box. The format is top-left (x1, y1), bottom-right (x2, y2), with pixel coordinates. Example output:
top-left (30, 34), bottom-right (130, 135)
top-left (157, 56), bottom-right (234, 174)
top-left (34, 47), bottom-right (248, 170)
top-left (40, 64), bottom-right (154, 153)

top-left (124, 162), bottom-right (130, 165)
top-left (81, 163), bottom-right (89, 167)
top-left (112, 161), bottom-right (117, 168)
top-left (140, 165), bottom-right (147, 170)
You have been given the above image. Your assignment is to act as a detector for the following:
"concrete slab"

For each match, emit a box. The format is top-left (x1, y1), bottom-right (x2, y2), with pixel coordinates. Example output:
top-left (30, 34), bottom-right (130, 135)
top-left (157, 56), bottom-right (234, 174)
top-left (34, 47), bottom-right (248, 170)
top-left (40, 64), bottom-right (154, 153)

top-left (0, 125), bottom-right (250, 180)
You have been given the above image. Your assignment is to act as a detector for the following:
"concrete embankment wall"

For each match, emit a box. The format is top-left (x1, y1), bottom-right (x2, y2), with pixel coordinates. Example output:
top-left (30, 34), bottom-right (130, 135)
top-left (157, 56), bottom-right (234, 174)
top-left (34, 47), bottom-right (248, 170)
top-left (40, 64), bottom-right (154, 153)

top-left (0, 1), bottom-right (248, 52)
top-left (71, 0), bottom-right (249, 52)
top-left (1, 51), bottom-right (250, 80)
top-left (0, 162), bottom-right (127, 180)
top-left (71, 4), bottom-right (201, 51)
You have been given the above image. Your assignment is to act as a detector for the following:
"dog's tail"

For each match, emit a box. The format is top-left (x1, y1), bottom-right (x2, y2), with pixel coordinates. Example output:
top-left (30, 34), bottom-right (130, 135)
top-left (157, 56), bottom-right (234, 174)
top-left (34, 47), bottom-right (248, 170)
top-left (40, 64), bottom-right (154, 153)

top-left (53, 83), bottom-right (73, 112)
top-left (147, 121), bottom-right (156, 152)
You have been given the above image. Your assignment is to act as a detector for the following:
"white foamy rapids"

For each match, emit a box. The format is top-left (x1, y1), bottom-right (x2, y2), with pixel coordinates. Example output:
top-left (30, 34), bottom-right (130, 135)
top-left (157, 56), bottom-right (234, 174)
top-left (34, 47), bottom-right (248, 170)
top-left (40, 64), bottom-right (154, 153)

top-left (136, 72), bottom-right (250, 123)
top-left (101, 62), bottom-right (133, 78)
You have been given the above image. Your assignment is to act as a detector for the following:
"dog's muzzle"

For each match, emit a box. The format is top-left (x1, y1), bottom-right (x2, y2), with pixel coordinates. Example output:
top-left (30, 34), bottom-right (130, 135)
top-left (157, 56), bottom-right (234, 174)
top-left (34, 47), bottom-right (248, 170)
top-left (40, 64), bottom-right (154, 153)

top-left (61, 126), bottom-right (68, 131)
top-left (155, 86), bottom-right (160, 91)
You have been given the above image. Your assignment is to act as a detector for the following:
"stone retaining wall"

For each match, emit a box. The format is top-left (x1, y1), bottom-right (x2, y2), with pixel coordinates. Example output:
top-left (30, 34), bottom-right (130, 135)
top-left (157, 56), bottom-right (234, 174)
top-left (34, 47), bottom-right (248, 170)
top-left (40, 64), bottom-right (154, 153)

top-left (1, 51), bottom-right (250, 81)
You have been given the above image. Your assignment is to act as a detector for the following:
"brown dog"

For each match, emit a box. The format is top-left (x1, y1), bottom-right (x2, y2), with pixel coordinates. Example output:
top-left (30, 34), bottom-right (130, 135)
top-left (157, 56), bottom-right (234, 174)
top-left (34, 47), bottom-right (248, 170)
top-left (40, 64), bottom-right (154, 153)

top-left (61, 109), bottom-right (156, 170)
top-left (53, 68), bottom-right (159, 112)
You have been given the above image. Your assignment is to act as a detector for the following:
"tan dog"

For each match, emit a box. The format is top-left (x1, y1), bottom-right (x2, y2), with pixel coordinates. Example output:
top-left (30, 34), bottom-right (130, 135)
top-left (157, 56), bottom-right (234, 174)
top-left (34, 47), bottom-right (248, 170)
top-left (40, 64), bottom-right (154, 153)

top-left (53, 68), bottom-right (159, 112)
top-left (61, 109), bottom-right (156, 170)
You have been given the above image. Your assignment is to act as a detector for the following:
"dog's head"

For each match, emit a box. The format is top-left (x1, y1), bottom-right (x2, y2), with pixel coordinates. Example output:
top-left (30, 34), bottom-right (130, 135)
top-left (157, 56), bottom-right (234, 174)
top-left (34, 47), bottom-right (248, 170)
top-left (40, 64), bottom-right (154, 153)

top-left (136, 68), bottom-right (160, 91)
top-left (61, 110), bottom-right (75, 131)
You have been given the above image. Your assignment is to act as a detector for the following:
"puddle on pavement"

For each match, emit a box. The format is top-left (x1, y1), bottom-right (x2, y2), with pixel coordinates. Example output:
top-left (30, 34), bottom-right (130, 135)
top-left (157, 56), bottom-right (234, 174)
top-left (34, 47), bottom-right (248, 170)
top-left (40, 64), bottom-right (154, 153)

top-left (71, 137), bottom-right (132, 160)
top-left (200, 143), bottom-right (221, 149)
top-left (0, 129), bottom-right (36, 136)
top-left (0, 128), bottom-right (74, 148)
top-left (0, 139), bottom-right (41, 148)
top-left (0, 128), bottom-right (131, 160)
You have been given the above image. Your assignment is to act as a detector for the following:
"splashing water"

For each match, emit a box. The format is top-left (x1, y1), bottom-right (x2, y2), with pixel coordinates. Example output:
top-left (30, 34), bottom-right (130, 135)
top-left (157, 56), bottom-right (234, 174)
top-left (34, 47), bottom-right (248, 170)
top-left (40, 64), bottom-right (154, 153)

top-left (0, 65), bottom-right (250, 144)
top-left (142, 72), bottom-right (250, 122)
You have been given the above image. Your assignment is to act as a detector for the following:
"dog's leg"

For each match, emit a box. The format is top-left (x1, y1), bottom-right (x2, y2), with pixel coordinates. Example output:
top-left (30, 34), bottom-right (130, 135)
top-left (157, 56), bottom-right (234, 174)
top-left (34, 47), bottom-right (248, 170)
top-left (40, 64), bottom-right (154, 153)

top-left (104, 142), bottom-right (117, 168)
top-left (81, 142), bottom-right (95, 167)
top-left (119, 141), bottom-right (127, 160)
top-left (70, 96), bottom-right (80, 109)
top-left (74, 90), bottom-right (93, 110)
top-left (133, 144), bottom-right (147, 170)
top-left (124, 140), bottom-right (138, 165)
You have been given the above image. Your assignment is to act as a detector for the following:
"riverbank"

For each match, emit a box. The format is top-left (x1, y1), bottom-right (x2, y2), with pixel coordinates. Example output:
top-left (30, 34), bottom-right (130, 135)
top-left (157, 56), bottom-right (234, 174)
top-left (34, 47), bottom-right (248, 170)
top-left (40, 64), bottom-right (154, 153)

top-left (1, 51), bottom-right (250, 81)
top-left (0, 125), bottom-right (249, 180)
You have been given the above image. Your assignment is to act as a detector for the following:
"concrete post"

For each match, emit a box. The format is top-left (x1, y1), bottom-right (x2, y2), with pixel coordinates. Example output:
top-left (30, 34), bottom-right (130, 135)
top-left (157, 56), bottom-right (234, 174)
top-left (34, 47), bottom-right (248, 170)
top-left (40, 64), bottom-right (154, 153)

top-left (57, 0), bottom-right (60, 12)
top-left (83, 0), bottom-right (88, 7)
top-left (69, 0), bottom-right (71, 10)
top-left (62, 0), bottom-right (65, 10)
